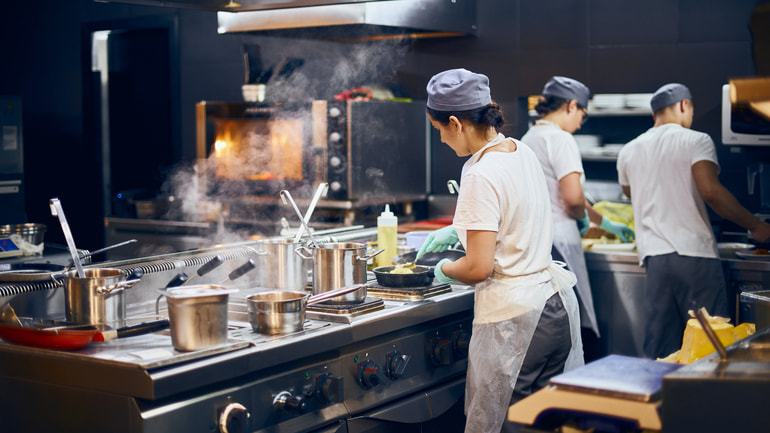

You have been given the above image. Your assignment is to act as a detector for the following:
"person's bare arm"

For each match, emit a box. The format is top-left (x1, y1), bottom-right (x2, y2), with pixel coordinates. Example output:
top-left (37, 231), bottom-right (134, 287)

top-left (622, 185), bottom-right (632, 199)
top-left (585, 200), bottom-right (604, 225)
top-left (692, 160), bottom-right (770, 242)
top-left (440, 230), bottom-right (496, 284)
top-left (559, 172), bottom-right (586, 219)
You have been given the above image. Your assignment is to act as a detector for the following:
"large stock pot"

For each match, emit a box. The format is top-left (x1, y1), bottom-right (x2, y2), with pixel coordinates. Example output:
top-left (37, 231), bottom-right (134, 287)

top-left (296, 242), bottom-right (382, 304)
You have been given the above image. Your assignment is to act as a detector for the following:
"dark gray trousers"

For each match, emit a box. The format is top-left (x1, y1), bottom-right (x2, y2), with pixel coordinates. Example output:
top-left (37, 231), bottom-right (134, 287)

top-left (643, 252), bottom-right (728, 359)
top-left (501, 291), bottom-right (572, 433)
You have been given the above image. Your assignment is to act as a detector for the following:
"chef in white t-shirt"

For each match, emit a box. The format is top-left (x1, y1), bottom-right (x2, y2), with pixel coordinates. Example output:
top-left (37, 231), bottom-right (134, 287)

top-left (617, 83), bottom-right (770, 359)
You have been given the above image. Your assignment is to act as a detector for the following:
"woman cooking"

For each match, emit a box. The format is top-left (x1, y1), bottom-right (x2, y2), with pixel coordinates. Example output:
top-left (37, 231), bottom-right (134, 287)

top-left (417, 68), bottom-right (583, 433)
top-left (521, 76), bottom-right (634, 339)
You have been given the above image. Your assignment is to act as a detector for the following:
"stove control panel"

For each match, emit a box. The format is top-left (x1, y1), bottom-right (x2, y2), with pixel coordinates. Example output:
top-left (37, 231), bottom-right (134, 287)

top-left (342, 314), bottom-right (473, 414)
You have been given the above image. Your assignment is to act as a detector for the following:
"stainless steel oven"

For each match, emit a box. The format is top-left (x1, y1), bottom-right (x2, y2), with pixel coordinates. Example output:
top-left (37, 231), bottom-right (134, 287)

top-left (196, 100), bottom-right (429, 200)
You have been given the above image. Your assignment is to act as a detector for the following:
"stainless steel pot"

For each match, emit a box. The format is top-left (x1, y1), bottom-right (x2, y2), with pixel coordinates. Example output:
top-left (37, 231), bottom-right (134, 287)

top-left (296, 242), bottom-right (382, 304)
top-left (255, 238), bottom-right (308, 291)
top-left (160, 284), bottom-right (237, 352)
top-left (51, 268), bottom-right (140, 326)
top-left (246, 283), bottom-right (367, 335)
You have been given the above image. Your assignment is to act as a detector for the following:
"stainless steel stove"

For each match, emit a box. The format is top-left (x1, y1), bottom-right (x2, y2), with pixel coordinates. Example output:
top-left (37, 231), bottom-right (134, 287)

top-left (0, 237), bottom-right (474, 433)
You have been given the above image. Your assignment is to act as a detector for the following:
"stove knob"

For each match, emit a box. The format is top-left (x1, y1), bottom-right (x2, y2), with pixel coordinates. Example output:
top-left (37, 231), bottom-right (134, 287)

top-left (329, 107), bottom-right (342, 118)
top-left (329, 132), bottom-right (342, 143)
top-left (273, 391), bottom-right (308, 414)
top-left (330, 181), bottom-right (342, 192)
top-left (386, 351), bottom-right (411, 380)
top-left (358, 360), bottom-right (381, 389)
top-left (218, 402), bottom-right (250, 433)
top-left (453, 331), bottom-right (471, 358)
top-left (317, 374), bottom-right (344, 403)
top-left (430, 339), bottom-right (453, 366)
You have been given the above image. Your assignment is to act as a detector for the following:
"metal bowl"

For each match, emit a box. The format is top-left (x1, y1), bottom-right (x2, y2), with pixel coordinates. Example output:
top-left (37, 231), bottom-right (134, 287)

top-left (0, 223), bottom-right (46, 245)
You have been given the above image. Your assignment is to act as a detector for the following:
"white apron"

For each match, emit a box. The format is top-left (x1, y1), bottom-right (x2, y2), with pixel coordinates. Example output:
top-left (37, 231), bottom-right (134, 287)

top-left (553, 219), bottom-right (600, 336)
top-left (464, 262), bottom-right (583, 433)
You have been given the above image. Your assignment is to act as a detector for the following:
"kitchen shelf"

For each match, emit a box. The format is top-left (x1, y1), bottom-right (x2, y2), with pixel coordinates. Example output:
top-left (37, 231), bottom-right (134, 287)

top-left (528, 107), bottom-right (651, 118)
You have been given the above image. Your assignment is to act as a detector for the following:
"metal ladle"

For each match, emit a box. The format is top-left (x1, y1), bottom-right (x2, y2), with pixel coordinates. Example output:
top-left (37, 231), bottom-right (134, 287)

top-left (293, 182), bottom-right (329, 243)
top-left (49, 198), bottom-right (85, 278)
top-left (280, 190), bottom-right (320, 248)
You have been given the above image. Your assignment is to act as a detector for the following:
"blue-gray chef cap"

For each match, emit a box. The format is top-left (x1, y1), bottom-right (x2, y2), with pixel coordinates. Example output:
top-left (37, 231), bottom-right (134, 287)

top-left (650, 83), bottom-right (692, 112)
top-left (542, 76), bottom-right (591, 108)
top-left (426, 68), bottom-right (492, 111)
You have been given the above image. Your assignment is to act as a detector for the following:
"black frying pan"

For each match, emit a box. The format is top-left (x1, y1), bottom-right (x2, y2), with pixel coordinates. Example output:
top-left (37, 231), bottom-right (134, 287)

top-left (372, 265), bottom-right (434, 287)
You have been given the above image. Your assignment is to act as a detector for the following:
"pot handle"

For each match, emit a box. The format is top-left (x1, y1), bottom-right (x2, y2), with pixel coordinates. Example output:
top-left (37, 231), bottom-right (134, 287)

top-left (50, 272), bottom-right (65, 286)
top-left (307, 283), bottom-right (369, 305)
top-left (294, 246), bottom-right (313, 260)
top-left (96, 278), bottom-right (141, 295)
top-left (357, 248), bottom-right (385, 262)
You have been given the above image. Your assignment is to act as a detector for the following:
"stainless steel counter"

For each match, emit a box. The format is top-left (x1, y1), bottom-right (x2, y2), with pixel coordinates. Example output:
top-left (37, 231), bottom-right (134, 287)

top-left (584, 250), bottom-right (770, 358)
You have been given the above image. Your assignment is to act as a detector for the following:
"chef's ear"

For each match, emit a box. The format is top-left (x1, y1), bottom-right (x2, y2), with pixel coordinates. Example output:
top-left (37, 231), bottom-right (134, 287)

top-left (448, 115), bottom-right (462, 133)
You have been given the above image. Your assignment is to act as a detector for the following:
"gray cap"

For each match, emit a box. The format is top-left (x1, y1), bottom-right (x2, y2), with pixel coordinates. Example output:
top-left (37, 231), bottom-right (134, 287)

top-left (426, 68), bottom-right (492, 111)
top-left (650, 83), bottom-right (692, 112)
top-left (542, 76), bottom-right (591, 108)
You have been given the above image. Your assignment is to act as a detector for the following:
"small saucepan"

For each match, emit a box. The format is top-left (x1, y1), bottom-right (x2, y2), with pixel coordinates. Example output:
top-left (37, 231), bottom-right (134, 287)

top-left (247, 283), bottom-right (367, 335)
top-left (372, 265), bottom-right (435, 287)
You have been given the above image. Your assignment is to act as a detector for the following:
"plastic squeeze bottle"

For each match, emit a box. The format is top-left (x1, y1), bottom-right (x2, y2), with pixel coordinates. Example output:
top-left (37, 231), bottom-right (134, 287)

top-left (376, 204), bottom-right (398, 267)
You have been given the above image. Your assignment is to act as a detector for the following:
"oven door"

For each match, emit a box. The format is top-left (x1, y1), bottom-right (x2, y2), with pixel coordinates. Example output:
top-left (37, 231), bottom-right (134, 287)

top-left (197, 101), bottom-right (325, 198)
top-left (343, 376), bottom-right (465, 433)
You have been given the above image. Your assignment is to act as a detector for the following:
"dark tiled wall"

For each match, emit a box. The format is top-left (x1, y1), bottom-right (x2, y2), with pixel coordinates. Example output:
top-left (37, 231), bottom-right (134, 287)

top-left (0, 0), bottom-right (767, 247)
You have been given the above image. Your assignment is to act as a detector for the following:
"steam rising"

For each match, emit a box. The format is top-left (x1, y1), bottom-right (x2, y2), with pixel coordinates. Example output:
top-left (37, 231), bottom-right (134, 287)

top-left (153, 38), bottom-right (415, 246)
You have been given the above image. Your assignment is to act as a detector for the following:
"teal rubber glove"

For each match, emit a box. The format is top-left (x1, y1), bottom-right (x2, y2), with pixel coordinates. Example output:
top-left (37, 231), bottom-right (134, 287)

top-left (416, 226), bottom-right (459, 259)
top-left (600, 217), bottom-right (635, 242)
top-left (576, 210), bottom-right (590, 236)
top-left (434, 258), bottom-right (456, 284)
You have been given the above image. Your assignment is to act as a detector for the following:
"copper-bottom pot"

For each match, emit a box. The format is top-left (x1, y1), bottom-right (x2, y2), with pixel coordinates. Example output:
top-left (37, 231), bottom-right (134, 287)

top-left (247, 283), bottom-right (367, 335)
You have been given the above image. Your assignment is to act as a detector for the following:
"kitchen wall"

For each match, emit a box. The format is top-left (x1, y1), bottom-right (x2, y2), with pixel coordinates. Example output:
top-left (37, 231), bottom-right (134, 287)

top-left (0, 0), bottom-right (768, 248)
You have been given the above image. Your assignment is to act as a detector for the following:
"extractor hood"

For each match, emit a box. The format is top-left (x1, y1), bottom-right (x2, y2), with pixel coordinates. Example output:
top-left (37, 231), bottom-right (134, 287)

top-left (217, 0), bottom-right (477, 41)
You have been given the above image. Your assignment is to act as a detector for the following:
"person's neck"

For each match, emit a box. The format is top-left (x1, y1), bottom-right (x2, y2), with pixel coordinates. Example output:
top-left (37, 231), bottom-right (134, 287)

top-left (468, 127), bottom-right (499, 154)
top-left (540, 112), bottom-right (568, 131)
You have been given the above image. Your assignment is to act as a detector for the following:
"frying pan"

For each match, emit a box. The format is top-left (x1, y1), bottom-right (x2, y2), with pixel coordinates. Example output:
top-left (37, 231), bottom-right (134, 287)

top-left (0, 318), bottom-right (169, 351)
top-left (372, 265), bottom-right (434, 287)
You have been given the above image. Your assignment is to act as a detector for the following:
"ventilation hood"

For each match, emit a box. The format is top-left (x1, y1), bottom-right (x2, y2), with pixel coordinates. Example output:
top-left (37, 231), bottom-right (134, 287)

top-left (216, 0), bottom-right (477, 41)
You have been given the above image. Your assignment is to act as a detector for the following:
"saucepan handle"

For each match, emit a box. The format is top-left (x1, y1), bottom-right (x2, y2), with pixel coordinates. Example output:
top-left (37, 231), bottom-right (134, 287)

top-left (357, 248), bottom-right (385, 262)
top-left (294, 246), bottom-right (313, 260)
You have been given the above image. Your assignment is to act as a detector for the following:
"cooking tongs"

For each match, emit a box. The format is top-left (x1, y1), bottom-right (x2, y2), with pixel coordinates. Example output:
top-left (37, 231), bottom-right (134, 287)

top-left (693, 307), bottom-right (728, 362)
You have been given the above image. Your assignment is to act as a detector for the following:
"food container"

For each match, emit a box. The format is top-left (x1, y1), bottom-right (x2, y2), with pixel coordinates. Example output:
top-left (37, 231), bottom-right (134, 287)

top-left (162, 285), bottom-right (237, 352)
top-left (51, 268), bottom-right (140, 326)
top-left (254, 238), bottom-right (309, 291)
top-left (296, 242), bottom-right (382, 304)
top-left (247, 284), bottom-right (366, 335)
top-left (717, 242), bottom-right (755, 258)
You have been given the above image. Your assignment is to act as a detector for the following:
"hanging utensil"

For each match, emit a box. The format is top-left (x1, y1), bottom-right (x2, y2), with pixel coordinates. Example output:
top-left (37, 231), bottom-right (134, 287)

top-left (49, 198), bottom-right (85, 278)
top-left (294, 182), bottom-right (329, 243)
top-left (280, 190), bottom-right (320, 248)
top-left (66, 239), bottom-right (138, 269)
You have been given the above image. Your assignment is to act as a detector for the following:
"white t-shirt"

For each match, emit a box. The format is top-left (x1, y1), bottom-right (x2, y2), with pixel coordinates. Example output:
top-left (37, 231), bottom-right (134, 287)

top-left (521, 121), bottom-right (586, 225)
top-left (452, 133), bottom-right (553, 277)
top-left (617, 123), bottom-right (720, 265)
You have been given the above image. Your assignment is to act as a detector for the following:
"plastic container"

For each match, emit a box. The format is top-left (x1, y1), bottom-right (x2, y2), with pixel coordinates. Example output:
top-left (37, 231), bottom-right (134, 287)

top-left (376, 205), bottom-right (398, 267)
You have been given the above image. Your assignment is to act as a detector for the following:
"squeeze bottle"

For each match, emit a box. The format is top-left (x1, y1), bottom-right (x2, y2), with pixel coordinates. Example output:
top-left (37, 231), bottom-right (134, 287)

top-left (376, 205), bottom-right (398, 267)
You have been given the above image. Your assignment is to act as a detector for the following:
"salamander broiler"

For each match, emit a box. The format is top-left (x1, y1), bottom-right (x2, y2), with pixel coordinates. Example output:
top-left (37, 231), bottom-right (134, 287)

top-left (0, 234), bottom-right (473, 433)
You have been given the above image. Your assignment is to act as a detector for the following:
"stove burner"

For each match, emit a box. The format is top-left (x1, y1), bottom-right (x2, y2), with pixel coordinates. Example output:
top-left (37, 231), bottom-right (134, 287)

top-left (366, 281), bottom-right (452, 301)
top-left (306, 296), bottom-right (385, 323)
